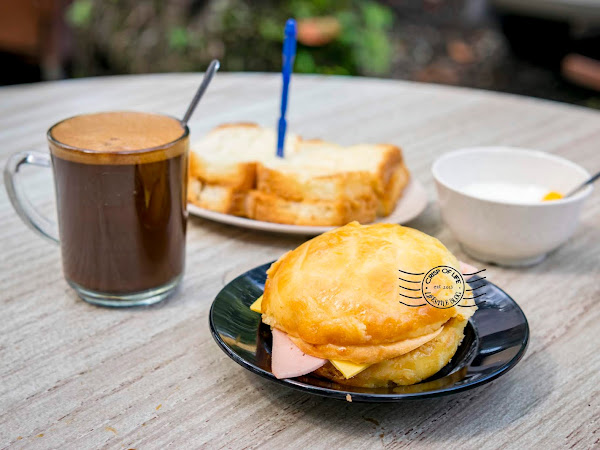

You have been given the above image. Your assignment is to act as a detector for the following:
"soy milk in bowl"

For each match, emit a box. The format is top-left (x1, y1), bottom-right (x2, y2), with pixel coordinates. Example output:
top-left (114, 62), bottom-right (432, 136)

top-left (461, 182), bottom-right (554, 204)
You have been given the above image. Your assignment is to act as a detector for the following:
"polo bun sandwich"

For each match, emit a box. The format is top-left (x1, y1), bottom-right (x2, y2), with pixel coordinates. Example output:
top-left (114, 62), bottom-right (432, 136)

top-left (250, 222), bottom-right (477, 388)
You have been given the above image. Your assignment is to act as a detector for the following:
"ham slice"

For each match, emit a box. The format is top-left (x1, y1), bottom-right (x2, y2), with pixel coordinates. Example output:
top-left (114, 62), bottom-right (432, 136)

top-left (459, 261), bottom-right (479, 276)
top-left (271, 328), bottom-right (327, 379)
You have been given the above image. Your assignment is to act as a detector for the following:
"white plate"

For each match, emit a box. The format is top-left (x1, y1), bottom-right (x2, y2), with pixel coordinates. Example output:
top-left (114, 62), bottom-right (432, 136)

top-left (188, 179), bottom-right (429, 235)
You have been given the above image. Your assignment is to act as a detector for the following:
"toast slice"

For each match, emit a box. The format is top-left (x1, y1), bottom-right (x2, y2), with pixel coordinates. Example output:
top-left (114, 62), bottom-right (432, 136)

top-left (188, 124), bottom-right (410, 225)
top-left (379, 163), bottom-right (410, 216)
top-left (256, 141), bottom-right (406, 216)
top-left (245, 190), bottom-right (378, 226)
top-left (256, 164), bottom-right (376, 203)
top-left (188, 178), bottom-right (246, 216)
top-left (189, 123), bottom-right (300, 190)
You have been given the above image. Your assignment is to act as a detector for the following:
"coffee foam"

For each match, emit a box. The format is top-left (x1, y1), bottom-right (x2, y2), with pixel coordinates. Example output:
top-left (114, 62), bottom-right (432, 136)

top-left (49, 112), bottom-right (188, 165)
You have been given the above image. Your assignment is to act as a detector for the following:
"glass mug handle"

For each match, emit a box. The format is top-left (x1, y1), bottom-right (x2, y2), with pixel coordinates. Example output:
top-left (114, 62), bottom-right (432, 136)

top-left (4, 151), bottom-right (59, 243)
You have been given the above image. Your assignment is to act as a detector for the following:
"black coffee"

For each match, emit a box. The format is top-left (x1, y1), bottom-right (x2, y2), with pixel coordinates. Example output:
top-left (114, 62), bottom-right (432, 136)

top-left (49, 112), bottom-right (188, 294)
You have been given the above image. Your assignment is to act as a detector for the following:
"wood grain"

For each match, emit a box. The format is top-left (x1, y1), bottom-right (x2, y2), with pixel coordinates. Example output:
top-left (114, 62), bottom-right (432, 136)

top-left (0, 73), bottom-right (599, 449)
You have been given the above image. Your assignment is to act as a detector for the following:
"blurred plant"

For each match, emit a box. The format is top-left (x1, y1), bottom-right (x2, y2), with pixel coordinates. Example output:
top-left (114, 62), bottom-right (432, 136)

top-left (64, 0), bottom-right (396, 77)
top-left (61, 0), bottom-right (597, 108)
top-left (168, 27), bottom-right (189, 52)
top-left (66, 0), bottom-right (93, 27)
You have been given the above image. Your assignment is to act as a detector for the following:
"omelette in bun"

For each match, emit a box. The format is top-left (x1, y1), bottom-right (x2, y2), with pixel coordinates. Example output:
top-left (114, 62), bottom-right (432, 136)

top-left (252, 222), bottom-right (477, 388)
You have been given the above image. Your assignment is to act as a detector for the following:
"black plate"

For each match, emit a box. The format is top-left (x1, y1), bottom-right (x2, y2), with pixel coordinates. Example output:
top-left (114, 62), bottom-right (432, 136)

top-left (209, 262), bottom-right (529, 402)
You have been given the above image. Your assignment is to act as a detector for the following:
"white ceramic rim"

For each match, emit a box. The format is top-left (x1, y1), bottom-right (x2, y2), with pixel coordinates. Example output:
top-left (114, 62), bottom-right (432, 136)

top-left (431, 146), bottom-right (593, 207)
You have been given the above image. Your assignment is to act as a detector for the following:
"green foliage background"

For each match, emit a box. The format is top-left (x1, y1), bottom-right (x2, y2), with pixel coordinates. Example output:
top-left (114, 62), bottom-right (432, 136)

top-left (66, 0), bottom-right (395, 77)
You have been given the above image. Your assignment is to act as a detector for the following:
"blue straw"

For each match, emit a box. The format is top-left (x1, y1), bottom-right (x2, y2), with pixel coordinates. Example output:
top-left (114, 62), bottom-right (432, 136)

top-left (276, 18), bottom-right (297, 158)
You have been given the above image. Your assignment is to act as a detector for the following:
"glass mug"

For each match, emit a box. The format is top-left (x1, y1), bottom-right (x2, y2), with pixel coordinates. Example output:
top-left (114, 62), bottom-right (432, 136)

top-left (4, 111), bottom-right (189, 307)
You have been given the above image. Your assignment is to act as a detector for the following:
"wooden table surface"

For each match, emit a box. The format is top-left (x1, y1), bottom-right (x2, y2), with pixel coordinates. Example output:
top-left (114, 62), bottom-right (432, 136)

top-left (0, 73), bottom-right (598, 449)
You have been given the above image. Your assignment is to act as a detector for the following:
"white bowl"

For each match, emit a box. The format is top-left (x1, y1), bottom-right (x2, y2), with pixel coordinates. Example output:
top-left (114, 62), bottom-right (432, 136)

top-left (432, 147), bottom-right (593, 266)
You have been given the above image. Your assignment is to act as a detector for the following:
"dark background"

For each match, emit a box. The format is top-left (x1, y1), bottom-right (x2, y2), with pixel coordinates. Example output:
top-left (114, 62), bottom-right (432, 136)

top-left (2, 0), bottom-right (600, 108)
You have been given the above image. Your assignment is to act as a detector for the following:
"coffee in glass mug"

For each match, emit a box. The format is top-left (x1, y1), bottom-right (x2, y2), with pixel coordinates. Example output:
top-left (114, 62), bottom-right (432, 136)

top-left (5, 111), bottom-right (189, 306)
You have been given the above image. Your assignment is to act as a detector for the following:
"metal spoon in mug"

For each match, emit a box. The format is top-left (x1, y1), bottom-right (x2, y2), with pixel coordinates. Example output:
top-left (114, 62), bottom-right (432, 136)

top-left (181, 59), bottom-right (220, 127)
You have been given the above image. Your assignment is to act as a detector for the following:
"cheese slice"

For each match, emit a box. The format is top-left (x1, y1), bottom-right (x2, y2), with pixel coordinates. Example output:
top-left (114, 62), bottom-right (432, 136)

top-left (330, 359), bottom-right (370, 379)
top-left (250, 295), bottom-right (263, 313)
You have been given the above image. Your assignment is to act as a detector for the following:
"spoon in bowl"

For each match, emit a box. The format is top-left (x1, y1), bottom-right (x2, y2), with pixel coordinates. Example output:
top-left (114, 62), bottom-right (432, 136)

top-left (565, 169), bottom-right (600, 197)
top-left (542, 169), bottom-right (600, 201)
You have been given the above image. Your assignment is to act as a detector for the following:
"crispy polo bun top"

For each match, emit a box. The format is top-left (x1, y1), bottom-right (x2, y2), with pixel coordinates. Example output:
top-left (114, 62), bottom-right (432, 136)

top-left (261, 222), bottom-right (474, 365)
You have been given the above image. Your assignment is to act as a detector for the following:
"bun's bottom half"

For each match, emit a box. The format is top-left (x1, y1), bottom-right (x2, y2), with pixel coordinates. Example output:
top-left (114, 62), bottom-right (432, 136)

top-left (312, 318), bottom-right (467, 388)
